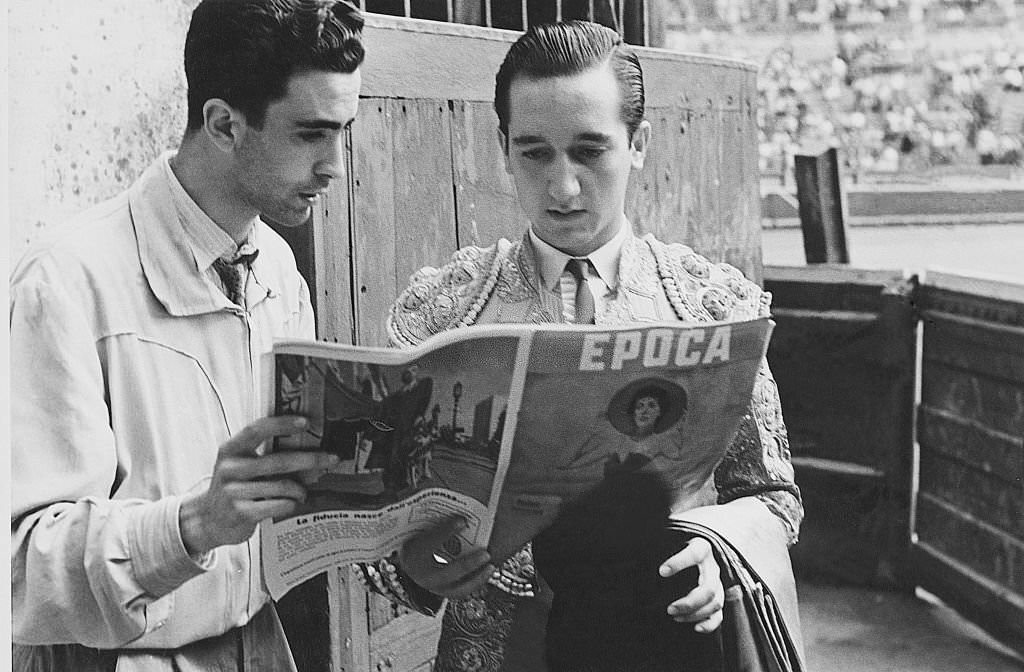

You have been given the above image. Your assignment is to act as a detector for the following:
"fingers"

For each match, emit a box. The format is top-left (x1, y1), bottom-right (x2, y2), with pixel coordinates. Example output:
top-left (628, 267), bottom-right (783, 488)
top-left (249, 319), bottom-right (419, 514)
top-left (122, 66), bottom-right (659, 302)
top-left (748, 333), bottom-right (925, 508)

top-left (218, 449), bottom-right (338, 482)
top-left (658, 536), bottom-right (711, 577)
top-left (234, 498), bottom-right (305, 523)
top-left (219, 415), bottom-right (310, 457)
top-left (663, 537), bottom-right (725, 634)
top-left (222, 478), bottom-right (309, 503)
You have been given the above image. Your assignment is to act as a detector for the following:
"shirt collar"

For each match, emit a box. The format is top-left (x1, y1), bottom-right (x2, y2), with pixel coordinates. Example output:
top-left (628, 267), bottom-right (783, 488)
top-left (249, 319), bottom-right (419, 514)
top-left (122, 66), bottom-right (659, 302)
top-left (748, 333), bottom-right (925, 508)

top-left (162, 154), bottom-right (257, 269)
top-left (528, 218), bottom-right (632, 292)
top-left (131, 152), bottom-right (268, 316)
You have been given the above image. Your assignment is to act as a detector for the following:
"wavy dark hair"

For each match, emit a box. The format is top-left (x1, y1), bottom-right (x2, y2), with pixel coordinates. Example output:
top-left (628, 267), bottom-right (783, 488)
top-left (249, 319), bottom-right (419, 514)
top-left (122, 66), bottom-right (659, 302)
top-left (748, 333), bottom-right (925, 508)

top-left (184, 0), bottom-right (365, 131)
top-left (494, 20), bottom-right (645, 141)
top-left (629, 385), bottom-right (669, 418)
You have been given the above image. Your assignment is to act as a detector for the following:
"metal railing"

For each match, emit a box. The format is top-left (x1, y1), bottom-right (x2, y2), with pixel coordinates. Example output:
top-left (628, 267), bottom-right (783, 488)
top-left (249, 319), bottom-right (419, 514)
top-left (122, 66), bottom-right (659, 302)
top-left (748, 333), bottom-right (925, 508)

top-left (356, 0), bottom-right (657, 46)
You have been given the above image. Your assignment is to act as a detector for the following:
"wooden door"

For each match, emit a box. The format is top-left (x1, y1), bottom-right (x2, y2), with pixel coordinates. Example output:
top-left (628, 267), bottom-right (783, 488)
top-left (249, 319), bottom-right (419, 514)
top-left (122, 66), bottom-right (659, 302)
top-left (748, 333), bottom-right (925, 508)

top-left (913, 271), bottom-right (1024, 657)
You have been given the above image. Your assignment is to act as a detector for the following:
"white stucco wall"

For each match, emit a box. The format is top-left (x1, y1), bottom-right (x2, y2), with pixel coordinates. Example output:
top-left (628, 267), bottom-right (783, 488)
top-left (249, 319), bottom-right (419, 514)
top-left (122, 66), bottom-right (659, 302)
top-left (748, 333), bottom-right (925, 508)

top-left (9, 0), bottom-right (200, 257)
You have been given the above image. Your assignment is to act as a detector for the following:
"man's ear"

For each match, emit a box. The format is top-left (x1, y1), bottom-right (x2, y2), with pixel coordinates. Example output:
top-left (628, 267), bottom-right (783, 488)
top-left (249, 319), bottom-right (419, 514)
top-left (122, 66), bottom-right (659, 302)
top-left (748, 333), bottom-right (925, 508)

top-left (202, 98), bottom-right (244, 152)
top-left (629, 120), bottom-right (652, 171)
top-left (497, 127), bottom-right (512, 174)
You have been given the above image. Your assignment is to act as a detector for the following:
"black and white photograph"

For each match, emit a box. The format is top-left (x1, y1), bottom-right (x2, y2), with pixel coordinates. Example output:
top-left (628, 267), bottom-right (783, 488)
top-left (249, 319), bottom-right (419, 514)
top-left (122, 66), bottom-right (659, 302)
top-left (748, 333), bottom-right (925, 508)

top-left (7, 1), bottom-right (1023, 671)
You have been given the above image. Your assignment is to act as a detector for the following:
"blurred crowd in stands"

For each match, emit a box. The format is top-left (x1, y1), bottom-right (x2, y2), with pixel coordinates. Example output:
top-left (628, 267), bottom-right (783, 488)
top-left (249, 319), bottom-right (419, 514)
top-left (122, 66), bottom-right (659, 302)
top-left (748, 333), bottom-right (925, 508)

top-left (751, 2), bottom-right (1024, 180)
top-left (758, 36), bottom-right (1024, 180)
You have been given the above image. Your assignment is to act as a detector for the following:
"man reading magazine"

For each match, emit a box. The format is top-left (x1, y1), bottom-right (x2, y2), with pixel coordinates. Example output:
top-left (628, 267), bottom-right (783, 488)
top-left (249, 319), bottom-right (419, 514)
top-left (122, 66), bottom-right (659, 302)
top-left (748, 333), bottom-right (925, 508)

top-left (359, 20), bottom-right (803, 672)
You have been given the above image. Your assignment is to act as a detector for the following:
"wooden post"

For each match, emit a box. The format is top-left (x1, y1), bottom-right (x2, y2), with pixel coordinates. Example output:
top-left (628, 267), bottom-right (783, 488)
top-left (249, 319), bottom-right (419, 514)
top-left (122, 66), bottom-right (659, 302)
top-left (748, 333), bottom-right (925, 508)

top-left (795, 146), bottom-right (850, 264)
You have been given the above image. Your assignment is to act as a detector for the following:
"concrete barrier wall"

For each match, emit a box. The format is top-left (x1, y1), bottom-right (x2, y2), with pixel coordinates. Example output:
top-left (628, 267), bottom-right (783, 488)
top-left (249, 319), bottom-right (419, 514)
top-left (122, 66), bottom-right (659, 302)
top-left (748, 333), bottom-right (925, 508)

top-left (9, 0), bottom-right (199, 257)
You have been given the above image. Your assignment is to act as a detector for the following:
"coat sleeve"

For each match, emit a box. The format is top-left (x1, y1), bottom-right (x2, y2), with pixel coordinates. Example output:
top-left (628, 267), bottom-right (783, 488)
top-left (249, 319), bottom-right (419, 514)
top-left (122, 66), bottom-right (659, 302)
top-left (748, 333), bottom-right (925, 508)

top-left (713, 357), bottom-right (803, 543)
top-left (10, 258), bottom-right (210, 647)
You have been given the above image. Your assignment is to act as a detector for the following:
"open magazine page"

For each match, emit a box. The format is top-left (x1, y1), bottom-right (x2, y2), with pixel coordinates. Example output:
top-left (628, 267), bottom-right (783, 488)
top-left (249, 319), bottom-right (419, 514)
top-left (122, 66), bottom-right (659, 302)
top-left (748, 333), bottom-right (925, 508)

top-left (261, 329), bottom-right (531, 600)
top-left (488, 318), bottom-right (773, 564)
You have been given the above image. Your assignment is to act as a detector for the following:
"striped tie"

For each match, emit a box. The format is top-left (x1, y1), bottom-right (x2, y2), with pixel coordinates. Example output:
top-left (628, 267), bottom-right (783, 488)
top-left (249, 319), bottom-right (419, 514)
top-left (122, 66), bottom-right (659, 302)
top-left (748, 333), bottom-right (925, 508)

top-left (565, 258), bottom-right (595, 324)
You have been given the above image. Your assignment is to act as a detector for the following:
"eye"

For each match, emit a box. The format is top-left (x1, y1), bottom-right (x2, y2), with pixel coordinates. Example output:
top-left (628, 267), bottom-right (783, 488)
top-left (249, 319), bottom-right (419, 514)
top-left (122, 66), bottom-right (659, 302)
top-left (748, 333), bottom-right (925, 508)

top-left (521, 147), bottom-right (552, 161)
top-left (573, 146), bottom-right (607, 161)
top-left (298, 131), bottom-right (327, 143)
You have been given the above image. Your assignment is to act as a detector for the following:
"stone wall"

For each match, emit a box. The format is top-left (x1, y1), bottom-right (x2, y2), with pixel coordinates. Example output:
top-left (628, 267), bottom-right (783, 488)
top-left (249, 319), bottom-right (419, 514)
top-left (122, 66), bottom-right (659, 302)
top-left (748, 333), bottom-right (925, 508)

top-left (9, 0), bottom-right (199, 257)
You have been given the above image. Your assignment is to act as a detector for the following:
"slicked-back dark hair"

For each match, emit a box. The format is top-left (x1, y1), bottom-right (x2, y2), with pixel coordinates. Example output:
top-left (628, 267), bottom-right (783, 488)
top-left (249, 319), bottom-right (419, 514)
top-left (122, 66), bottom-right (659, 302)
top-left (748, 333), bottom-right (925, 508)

top-left (184, 0), bottom-right (365, 131)
top-left (494, 20), bottom-right (645, 141)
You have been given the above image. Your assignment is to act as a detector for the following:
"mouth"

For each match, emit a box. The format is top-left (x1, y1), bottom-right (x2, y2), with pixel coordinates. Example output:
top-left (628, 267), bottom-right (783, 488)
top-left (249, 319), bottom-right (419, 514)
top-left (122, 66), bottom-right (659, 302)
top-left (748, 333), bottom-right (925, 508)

top-left (298, 185), bottom-right (330, 201)
top-left (547, 208), bottom-right (586, 219)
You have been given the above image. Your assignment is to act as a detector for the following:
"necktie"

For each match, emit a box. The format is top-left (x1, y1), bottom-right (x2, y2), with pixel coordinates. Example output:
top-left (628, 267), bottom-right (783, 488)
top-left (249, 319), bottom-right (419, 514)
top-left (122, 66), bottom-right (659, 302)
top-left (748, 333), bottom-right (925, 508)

top-left (213, 248), bottom-right (259, 305)
top-left (565, 258), bottom-right (596, 324)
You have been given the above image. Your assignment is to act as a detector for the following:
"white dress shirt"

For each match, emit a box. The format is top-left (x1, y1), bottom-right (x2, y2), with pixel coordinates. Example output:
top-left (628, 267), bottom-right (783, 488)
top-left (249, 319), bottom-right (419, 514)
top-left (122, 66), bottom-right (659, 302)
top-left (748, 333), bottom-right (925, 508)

top-left (528, 220), bottom-right (632, 323)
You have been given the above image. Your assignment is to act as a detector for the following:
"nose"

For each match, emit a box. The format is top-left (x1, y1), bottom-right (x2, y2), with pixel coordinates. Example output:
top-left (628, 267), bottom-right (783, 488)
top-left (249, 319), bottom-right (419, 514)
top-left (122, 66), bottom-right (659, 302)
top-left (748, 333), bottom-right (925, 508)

top-left (315, 133), bottom-right (346, 181)
top-left (546, 155), bottom-right (581, 203)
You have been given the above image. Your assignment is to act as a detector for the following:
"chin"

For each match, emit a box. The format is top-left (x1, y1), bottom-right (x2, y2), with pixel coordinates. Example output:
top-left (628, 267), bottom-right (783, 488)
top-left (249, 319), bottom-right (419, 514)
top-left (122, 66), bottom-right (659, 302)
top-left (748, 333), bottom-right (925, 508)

top-left (266, 207), bottom-right (312, 228)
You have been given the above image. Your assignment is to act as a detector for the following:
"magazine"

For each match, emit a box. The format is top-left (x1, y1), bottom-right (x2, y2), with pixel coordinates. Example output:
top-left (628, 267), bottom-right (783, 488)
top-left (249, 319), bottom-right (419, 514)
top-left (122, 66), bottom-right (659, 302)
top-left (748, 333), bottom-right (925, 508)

top-left (260, 318), bottom-right (773, 600)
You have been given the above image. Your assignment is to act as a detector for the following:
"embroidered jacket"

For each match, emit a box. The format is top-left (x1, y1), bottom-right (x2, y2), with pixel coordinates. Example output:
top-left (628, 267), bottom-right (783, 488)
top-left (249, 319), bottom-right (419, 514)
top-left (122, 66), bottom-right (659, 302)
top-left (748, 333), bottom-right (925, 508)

top-left (362, 233), bottom-right (802, 671)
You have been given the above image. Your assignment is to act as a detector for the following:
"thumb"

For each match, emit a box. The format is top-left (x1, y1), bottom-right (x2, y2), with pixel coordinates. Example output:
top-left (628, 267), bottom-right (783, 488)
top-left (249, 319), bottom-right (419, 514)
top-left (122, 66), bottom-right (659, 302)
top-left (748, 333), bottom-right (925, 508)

top-left (659, 537), bottom-right (710, 577)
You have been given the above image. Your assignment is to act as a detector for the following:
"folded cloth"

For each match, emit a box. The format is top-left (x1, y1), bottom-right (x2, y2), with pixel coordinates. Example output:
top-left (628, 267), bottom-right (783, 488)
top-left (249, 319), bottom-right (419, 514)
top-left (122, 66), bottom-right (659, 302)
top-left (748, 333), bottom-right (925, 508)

top-left (668, 520), bottom-right (806, 672)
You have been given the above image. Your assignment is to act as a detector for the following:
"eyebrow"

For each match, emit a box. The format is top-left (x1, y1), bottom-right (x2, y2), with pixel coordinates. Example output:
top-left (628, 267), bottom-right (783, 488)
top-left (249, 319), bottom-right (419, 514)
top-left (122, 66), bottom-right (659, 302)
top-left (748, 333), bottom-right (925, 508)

top-left (510, 132), bottom-right (613, 145)
top-left (510, 135), bottom-right (545, 146)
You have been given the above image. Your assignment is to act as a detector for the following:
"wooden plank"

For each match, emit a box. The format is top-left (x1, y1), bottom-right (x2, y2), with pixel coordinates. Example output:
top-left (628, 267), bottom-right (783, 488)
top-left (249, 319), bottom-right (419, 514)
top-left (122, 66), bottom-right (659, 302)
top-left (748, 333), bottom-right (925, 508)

top-left (924, 270), bottom-right (1024, 307)
top-left (361, 16), bottom-right (513, 102)
top-left (360, 14), bottom-right (757, 108)
top-left (628, 106), bottom-right (704, 250)
top-left (795, 147), bottom-right (849, 264)
top-left (313, 163), bottom-right (355, 344)
top-left (765, 265), bottom-right (908, 286)
top-left (919, 281), bottom-right (1024, 329)
top-left (390, 99), bottom-right (459, 288)
top-left (626, 106), bottom-right (670, 240)
top-left (918, 452), bottom-right (1024, 539)
top-left (368, 608), bottom-right (442, 672)
top-left (921, 314), bottom-right (1024, 386)
top-left (913, 540), bottom-right (1024, 658)
top-left (656, 105), bottom-right (694, 246)
top-left (351, 98), bottom-right (398, 347)
top-left (916, 493), bottom-right (1024, 594)
top-left (719, 108), bottom-right (760, 281)
top-left (450, 100), bottom-right (525, 248)
top-left (330, 567), bottom-right (370, 672)
top-left (678, 101), bottom-right (721, 262)
top-left (920, 361), bottom-right (1024, 437)
top-left (918, 406), bottom-right (1024, 483)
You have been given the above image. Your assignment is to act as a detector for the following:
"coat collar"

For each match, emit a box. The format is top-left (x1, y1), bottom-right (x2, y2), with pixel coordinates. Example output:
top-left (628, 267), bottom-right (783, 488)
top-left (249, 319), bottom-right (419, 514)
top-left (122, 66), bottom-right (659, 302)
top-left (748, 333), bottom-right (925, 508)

top-left (129, 153), bottom-right (276, 316)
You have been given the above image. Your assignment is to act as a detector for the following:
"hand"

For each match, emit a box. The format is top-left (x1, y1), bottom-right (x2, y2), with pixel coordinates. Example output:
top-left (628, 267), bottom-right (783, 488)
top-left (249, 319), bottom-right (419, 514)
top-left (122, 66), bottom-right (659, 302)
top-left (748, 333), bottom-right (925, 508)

top-left (397, 517), bottom-right (495, 599)
top-left (659, 537), bottom-right (725, 633)
top-left (179, 415), bottom-right (339, 556)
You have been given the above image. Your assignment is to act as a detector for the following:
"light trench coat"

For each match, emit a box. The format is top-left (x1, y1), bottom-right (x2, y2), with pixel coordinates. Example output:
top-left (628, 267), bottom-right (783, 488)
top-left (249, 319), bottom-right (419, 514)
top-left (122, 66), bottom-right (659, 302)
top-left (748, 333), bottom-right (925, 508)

top-left (10, 155), bottom-right (314, 671)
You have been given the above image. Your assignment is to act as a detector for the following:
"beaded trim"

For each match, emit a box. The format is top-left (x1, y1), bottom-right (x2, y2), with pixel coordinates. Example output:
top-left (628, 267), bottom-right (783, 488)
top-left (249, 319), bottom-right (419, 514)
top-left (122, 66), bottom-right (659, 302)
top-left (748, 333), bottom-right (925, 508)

top-left (387, 242), bottom-right (514, 348)
top-left (646, 235), bottom-right (768, 322)
top-left (486, 545), bottom-right (537, 597)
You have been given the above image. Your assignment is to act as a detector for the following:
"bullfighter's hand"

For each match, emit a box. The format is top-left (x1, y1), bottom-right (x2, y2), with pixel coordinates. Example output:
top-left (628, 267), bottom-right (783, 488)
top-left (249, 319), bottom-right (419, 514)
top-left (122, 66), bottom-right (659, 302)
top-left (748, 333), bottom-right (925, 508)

top-left (179, 415), bottom-right (338, 556)
top-left (659, 536), bottom-right (725, 633)
top-left (398, 517), bottom-right (495, 599)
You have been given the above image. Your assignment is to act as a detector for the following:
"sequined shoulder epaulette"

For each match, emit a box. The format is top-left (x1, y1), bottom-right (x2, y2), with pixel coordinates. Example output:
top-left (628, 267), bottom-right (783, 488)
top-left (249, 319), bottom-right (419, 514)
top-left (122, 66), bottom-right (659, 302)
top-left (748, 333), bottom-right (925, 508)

top-left (387, 240), bottom-right (514, 348)
top-left (644, 234), bottom-right (772, 322)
